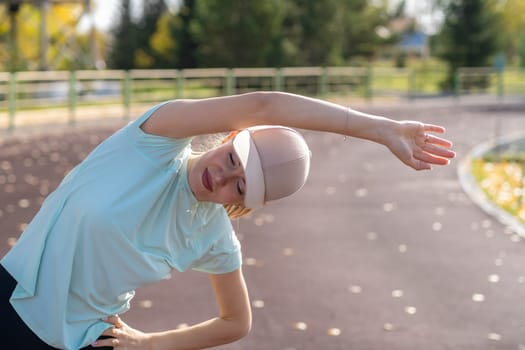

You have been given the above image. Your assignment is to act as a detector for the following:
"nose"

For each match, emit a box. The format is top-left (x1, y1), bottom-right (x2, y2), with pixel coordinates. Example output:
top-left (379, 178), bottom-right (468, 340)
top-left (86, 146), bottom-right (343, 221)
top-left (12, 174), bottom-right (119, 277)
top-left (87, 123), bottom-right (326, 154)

top-left (214, 171), bottom-right (228, 187)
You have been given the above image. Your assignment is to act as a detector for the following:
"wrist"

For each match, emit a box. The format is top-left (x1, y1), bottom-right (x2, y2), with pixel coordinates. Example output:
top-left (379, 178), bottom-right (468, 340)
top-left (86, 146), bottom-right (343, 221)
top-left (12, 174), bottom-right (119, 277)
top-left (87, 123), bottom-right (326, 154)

top-left (376, 118), bottom-right (401, 146)
top-left (344, 107), bottom-right (397, 144)
top-left (143, 332), bottom-right (162, 350)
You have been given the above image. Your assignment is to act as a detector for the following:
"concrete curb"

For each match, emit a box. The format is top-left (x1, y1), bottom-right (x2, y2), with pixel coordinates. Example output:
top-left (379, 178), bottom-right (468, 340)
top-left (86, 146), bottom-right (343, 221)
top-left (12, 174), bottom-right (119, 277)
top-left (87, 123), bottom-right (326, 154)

top-left (457, 133), bottom-right (525, 237)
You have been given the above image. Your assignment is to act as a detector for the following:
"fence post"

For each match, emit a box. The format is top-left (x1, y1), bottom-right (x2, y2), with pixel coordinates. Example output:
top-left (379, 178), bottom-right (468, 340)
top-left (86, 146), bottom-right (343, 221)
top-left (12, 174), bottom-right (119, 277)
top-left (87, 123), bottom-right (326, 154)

top-left (365, 66), bottom-right (373, 101)
top-left (176, 70), bottom-right (184, 99)
top-left (123, 70), bottom-right (131, 120)
top-left (8, 72), bottom-right (16, 131)
top-left (318, 67), bottom-right (327, 97)
top-left (226, 69), bottom-right (235, 95)
top-left (497, 70), bottom-right (504, 100)
top-left (68, 71), bottom-right (77, 125)
top-left (454, 69), bottom-right (460, 98)
top-left (274, 68), bottom-right (283, 91)
top-left (408, 69), bottom-right (415, 100)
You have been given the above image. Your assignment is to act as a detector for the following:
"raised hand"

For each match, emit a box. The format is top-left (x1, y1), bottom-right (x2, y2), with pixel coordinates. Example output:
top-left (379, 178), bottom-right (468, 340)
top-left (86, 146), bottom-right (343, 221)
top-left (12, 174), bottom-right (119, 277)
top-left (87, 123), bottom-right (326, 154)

top-left (386, 121), bottom-right (456, 171)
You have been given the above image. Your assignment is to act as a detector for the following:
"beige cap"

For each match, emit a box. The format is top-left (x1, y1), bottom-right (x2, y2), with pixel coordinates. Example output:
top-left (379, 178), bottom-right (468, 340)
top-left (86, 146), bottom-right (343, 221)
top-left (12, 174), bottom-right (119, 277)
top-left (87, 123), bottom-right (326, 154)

top-left (233, 125), bottom-right (311, 209)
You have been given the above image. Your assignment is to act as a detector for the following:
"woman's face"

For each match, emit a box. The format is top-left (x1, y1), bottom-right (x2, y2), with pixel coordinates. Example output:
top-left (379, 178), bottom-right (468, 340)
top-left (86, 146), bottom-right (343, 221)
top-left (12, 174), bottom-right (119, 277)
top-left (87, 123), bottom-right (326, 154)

top-left (188, 141), bottom-right (246, 205)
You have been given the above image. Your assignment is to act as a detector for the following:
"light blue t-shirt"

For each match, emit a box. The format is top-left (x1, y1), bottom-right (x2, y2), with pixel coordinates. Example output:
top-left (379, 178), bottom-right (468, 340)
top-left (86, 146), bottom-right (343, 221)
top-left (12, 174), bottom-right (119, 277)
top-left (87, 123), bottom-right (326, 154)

top-left (0, 102), bottom-right (242, 350)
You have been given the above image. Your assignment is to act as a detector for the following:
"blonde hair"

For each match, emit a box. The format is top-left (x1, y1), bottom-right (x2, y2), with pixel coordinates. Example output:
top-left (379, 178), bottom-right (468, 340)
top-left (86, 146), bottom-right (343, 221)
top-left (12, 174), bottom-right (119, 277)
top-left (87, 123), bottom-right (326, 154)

top-left (218, 130), bottom-right (254, 219)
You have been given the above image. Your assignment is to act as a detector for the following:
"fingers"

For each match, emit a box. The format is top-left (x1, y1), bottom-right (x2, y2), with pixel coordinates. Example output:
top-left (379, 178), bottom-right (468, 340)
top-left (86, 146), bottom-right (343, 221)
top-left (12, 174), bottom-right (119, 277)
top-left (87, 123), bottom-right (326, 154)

top-left (418, 126), bottom-right (456, 163)
top-left (422, 142), bottom-right (456, 159)
top-left (92, 315), bottom-right (124, 347)
top-left (101, 327), bottom-right (122, 337)
top-left (423, 133), bottom-right (454, 149)
top-left (423, 123), bottom-right (446, 134)
top-left (91, 335), bottom-right (119, 348)
top-left (415, 149), bottom-right (450, 165)
top-left (409, 142), bottom-right (455, 170)
top-left (425, 134), bottom-right (453, 148)
top-left (104, 315), bottom-right (124, 328)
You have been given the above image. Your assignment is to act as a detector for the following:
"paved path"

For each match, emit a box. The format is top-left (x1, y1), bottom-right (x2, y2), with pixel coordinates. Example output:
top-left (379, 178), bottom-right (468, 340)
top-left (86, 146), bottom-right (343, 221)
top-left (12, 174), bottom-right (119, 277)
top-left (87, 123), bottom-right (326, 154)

top-left (1, 100), bottom-right (525, 349)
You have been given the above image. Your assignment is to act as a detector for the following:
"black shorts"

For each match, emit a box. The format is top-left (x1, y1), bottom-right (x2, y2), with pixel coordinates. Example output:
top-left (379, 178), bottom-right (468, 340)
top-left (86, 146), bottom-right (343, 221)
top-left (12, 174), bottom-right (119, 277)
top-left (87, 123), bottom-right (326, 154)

top-left (0, 264), bottom-right (113, 350)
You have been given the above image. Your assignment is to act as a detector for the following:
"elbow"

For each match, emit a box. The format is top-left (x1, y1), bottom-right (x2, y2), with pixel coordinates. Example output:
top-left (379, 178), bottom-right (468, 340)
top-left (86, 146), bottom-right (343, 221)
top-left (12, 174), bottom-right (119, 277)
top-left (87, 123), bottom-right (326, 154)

top-left (246, 91), bottom-right (283, 125)
top-left (230, 316), bottom-right (252, 342)
top-left (221, 314), bottom-right (252, 344)
top-left (238, 317), bottom-right (252, 339)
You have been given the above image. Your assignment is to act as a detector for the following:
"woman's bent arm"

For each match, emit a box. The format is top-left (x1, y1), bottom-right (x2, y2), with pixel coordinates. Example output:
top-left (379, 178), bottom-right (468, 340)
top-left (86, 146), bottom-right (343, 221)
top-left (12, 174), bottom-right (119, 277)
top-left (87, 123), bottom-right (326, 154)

top-left (93, 268), bottom-right (251, 350)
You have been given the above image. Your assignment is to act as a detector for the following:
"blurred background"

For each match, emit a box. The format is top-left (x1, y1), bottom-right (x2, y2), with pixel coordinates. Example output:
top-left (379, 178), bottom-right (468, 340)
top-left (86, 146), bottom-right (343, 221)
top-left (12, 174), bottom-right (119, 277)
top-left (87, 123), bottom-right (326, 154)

top-left (1, 0), bottom-right (524, 73)
top-left (0, 0), bottom-right (523, 95)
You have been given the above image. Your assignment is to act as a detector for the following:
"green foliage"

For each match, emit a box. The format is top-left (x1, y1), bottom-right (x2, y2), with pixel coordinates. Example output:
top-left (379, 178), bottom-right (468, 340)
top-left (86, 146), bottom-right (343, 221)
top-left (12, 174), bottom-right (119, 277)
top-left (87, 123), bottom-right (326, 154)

top-left (482, 152), bottom-right (525, 164)
top-left (107, 0), bottom-right (167, 69)
top-left (150, 12), bottom-right (177, 68)
top-left (0, 3), bottom-right (95, 71)
top-left (280, 0), bottom-right (342, 66)
top-left (190, 0), bottom-right (286, 67)
top-left (0, 0), bottom-right (396, 71)
top-left (278, 0), bottom-right (390, 66)
top-left (107, 0), bottom-right (136, 69)
top-left (499, 0), bottom-right (525, 65)
top-left (519, 35), bottom-right (525, 68)
top-left (134, 0), bottom-right (167, 68)
top-left (433, 0), bottom-right (504, 90)
top-left (106, 0), bottom-right (392, 69)
top-left (171, 0), bottom-right (198, 68)
top-left (340, 0), bottom-right (390, 61)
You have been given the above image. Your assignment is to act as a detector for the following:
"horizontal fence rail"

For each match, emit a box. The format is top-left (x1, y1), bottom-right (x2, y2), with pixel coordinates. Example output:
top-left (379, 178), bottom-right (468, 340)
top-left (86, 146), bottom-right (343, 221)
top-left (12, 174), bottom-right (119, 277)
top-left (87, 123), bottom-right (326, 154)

top-left (0, 66), bottom-right (523, 131)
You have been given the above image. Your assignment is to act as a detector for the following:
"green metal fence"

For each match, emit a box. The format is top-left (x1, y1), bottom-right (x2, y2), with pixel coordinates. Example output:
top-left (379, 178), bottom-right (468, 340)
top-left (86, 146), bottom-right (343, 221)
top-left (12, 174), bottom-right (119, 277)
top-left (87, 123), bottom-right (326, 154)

top-left (0, 66), bottom-right (523, 131)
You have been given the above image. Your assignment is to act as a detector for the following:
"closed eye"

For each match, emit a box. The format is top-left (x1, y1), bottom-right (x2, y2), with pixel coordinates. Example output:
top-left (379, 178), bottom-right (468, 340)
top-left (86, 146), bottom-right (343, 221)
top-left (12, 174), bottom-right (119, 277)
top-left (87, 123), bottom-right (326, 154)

top-left (229, 152), bottom-right (244, 196)
top-left (237, 179), bottom-right (245, 196)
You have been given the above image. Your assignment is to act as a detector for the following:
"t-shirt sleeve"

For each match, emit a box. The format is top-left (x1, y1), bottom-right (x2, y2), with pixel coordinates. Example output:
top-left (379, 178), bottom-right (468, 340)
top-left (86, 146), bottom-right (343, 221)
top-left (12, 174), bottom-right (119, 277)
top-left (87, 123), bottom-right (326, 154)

top-left (126, 101), bottom-right (193, 166)
top-left (191, 229), bottom-right (242, 274)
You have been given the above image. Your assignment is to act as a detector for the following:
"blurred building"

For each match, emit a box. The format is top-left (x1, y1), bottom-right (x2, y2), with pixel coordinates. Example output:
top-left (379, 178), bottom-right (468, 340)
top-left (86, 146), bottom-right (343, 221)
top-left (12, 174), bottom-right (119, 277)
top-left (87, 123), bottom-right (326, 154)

top-left (389, 16), bottom-right (429, 57)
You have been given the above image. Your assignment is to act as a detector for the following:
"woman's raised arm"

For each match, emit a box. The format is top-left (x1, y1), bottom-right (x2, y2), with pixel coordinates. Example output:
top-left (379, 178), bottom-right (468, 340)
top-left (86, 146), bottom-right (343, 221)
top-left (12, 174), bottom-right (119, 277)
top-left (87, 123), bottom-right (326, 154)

top-left (141, 91), bottom-right (455, 170)
top-left (141, 91), bottom-right (375, 139)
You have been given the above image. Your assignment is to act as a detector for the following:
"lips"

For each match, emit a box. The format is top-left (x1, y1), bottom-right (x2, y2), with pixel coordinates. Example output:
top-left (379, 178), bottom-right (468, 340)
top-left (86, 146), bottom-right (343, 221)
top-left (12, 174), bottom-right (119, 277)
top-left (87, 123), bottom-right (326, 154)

top-left (202, 168), bottom-right (213, 192)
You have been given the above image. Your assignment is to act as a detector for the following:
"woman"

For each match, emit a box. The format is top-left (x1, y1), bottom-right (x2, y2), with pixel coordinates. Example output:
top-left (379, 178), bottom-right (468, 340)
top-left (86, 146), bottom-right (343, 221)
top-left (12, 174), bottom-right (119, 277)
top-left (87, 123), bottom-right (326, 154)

top-left (1, 91), bottom-right (455, 349)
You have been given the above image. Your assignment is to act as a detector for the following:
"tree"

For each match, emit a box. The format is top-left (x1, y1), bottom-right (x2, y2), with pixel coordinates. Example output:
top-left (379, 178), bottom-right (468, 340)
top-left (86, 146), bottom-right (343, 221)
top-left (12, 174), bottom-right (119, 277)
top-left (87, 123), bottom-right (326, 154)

top-left (149, 11), bottom-right (177, 68)
top-left (519, 36), bottom-right (525, 68)
top-left (433, 0), bottom-right (503, 90)
top-left (280, 0), bottom-right (341, 66)
top-left (134, 0), bottom-right (167, 68)
top-left (106, 0), bottom-right (393, 70)
top-left (191, 0), bottom-right (286, 67)
top-left (48, 4), bottom-right (93, 70)
top-left (0, 2), bottom-right (89, 71)
top-left (339, 0), bottom-right (390, 62)
top-left (107, 0), bottom-right (136, 69)
top-left (275, 0), bottom-right (390, 66)
top-left (171, 0), bottom-right (198, 68)
top-left (499, 0), bottom-right (525, 66)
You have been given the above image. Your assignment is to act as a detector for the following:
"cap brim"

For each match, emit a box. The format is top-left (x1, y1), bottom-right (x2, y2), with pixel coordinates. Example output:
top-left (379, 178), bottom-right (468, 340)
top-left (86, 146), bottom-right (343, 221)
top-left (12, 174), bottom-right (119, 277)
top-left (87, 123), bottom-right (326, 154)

top-left (233, 130), bottom-right (265, 209)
